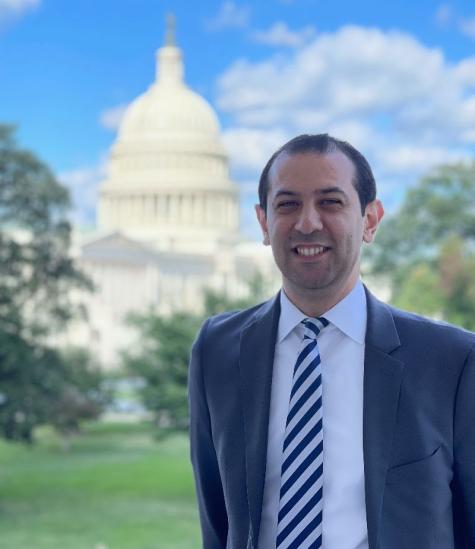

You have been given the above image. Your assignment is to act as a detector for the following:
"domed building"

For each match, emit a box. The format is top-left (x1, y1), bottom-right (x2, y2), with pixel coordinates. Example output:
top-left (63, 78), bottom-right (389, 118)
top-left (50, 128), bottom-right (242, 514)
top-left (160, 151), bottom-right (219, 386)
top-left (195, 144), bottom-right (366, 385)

top-left (71, 21), bottom-right (277, 368)
top-left (98, 26), bottom-right (240, 253)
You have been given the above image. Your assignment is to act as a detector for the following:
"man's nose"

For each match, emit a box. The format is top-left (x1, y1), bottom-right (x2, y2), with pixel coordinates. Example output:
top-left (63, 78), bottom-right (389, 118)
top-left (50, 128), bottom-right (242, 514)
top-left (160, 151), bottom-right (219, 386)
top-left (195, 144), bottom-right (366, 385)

top-left (294, 206), bottom-right (323, 234)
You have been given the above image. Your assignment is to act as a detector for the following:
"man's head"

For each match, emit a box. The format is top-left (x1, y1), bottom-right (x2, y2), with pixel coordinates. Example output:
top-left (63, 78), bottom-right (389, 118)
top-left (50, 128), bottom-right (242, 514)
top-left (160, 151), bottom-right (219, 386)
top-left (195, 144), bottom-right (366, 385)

top-left (258, 133), bottom-right (376, 216)
top-left (255, 134), bottom-right (383, 314)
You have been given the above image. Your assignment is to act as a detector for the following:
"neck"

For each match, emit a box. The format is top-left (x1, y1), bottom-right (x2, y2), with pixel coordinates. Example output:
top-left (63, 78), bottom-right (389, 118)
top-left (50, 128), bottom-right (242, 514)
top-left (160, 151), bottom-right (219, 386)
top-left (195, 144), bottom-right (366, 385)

top-left (283, 279), bottom-right (358, 317)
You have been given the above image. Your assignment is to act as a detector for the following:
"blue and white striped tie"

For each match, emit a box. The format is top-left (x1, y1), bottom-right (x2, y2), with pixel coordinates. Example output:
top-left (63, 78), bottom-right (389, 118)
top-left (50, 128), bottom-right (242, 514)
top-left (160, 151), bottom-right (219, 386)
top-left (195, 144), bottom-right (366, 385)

top-left (276, 317), bottom-right (329, 549)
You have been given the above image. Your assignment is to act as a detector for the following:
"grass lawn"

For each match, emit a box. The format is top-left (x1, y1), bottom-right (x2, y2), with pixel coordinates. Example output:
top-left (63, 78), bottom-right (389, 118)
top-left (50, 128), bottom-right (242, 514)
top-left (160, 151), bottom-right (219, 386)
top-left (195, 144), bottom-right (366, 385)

top-left (0, 421), bottom-right (201, 549)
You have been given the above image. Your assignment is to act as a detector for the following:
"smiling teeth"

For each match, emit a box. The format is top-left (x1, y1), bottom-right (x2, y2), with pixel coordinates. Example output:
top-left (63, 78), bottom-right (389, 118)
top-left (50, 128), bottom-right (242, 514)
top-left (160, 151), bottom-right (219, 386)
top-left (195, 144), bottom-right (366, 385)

top-left (297, 246), bottom-right (325, 256)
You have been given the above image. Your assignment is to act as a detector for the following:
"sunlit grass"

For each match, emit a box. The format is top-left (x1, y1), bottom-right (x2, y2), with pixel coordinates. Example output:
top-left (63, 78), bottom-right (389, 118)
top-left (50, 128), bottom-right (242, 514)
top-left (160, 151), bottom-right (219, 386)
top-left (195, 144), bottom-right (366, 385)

top-left (0, 421), bottom-right (201, 549)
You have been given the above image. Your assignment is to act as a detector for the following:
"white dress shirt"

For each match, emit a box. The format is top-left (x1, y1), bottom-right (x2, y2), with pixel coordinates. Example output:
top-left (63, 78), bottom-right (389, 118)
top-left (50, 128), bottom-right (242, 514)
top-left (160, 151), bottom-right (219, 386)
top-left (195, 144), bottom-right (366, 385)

top-left (258, 281), bottom-right (369, 549)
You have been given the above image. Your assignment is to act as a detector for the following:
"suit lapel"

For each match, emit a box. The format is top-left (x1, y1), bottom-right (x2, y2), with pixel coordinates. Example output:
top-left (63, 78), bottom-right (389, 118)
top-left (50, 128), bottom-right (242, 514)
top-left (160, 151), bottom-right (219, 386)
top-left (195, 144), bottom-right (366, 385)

top-left (363, 289), bottom-right (404, 549)
top-left (239, 294), bottom-right (281, 546)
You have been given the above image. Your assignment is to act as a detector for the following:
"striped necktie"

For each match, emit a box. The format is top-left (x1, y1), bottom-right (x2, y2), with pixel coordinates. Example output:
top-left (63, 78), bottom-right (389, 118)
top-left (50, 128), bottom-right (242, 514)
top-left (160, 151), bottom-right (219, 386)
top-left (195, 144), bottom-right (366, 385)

top-left (276, 317), bottom-right (329, 549)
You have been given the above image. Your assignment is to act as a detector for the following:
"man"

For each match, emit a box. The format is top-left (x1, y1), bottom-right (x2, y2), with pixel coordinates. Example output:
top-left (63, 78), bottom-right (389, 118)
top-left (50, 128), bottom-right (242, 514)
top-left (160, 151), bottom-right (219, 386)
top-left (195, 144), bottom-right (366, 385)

top-left (188, 134), bottom-right (475, 549)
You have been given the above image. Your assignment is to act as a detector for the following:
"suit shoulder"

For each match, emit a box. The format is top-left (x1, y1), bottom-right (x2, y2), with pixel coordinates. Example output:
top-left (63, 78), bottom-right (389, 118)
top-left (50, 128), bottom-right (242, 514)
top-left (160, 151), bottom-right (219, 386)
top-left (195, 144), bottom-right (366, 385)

top-left (203, 300), bottom-right (271, 336)
top-left (192, 296), bottom-right (278, 347)
top-left (191, 297), bottom-right (278, 372)
top-left (388, 303), bottom-right (475, 347)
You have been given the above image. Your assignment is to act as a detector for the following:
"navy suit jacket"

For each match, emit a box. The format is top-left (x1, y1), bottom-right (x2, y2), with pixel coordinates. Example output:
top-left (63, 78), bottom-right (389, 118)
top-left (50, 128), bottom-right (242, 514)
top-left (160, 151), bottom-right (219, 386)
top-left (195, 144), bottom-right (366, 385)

top-left (189, 289), bottom-right (475, 548)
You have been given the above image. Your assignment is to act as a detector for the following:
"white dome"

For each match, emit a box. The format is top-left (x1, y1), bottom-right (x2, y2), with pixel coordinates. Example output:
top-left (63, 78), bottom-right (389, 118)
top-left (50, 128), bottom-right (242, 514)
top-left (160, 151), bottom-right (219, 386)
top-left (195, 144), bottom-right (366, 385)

top-left (119, 46), bottom-right (222, 145)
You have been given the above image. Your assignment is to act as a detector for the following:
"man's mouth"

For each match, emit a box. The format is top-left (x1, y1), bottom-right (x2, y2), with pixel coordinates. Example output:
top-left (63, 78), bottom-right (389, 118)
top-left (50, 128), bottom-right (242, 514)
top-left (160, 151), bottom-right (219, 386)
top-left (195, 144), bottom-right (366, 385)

top-left (293, 245), bottom-right (329, 257)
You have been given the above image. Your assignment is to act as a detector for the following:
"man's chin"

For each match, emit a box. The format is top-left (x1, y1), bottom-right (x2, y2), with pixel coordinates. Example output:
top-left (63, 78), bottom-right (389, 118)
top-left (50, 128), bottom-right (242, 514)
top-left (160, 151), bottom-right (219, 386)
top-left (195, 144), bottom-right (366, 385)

top-left (285, 274), bottom-right (334, 292)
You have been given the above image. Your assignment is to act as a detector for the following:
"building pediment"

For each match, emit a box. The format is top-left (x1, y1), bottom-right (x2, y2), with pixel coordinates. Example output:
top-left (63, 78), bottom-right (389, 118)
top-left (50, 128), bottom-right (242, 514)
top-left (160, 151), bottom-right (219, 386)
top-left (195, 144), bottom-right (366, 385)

top-left (81, 231), bottom-right (159, 265)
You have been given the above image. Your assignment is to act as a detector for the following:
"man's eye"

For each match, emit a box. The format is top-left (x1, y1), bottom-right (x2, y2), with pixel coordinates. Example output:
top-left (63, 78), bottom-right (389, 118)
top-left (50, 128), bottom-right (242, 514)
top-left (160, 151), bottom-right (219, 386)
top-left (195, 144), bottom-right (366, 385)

top-left (276, 201), bottom-right (299, 209)
top-left (321, 199), bottom-right (342, 206)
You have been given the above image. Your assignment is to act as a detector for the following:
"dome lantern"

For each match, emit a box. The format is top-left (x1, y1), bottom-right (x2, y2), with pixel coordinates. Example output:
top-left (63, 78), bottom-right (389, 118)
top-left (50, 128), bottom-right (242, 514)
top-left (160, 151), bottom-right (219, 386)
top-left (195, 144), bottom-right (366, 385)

top-left (156, 14), bottom-right (184, 86)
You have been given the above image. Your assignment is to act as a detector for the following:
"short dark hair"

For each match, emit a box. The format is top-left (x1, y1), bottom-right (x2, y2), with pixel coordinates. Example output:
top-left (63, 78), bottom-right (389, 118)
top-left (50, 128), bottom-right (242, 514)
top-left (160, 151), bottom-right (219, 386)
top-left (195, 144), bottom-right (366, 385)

top-left (258, 133), bottom-right (376, 215)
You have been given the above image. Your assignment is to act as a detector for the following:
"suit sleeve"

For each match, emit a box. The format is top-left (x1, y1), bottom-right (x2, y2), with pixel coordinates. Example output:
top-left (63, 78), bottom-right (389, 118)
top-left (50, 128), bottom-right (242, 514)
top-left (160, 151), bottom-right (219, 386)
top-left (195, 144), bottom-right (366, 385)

top-left (453, 342), bottom-right (475, 548)
top-left (188, 319), bottom-right (228, 549)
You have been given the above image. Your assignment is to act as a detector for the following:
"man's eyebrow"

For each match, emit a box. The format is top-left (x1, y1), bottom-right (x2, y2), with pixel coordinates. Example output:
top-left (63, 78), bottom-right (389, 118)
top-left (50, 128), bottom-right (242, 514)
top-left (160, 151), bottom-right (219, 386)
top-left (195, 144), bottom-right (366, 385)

top-left (319, 186), bottom-right (347, 196)
top-left (274, 190), bottom-right (298, 199)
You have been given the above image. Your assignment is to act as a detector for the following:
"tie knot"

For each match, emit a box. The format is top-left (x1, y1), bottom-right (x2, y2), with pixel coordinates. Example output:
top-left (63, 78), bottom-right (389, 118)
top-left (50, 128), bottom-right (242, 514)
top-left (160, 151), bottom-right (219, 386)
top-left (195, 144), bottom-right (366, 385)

top-left (302, 317), bottom-right (329, 340)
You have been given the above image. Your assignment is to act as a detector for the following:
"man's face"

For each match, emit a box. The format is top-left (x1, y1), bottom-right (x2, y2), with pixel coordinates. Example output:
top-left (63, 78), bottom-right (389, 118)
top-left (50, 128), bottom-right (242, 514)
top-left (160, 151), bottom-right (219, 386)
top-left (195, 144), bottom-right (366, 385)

top-left (256, 150), bottom-right (383, 304)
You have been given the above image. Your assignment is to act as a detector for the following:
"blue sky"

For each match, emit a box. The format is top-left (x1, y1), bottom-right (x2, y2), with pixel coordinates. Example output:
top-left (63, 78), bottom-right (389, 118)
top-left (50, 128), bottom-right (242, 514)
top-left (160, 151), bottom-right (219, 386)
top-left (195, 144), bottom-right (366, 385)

top-left (1, 0), bottom-right (475, 237)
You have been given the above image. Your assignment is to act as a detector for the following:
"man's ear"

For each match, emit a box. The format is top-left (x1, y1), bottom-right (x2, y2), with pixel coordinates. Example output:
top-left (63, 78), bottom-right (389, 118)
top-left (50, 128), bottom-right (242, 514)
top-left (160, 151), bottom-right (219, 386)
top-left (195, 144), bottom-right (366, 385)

top-left (363, 199), bottom-right (384, 243)
top-left (255, 204), bottom-right (270, 246)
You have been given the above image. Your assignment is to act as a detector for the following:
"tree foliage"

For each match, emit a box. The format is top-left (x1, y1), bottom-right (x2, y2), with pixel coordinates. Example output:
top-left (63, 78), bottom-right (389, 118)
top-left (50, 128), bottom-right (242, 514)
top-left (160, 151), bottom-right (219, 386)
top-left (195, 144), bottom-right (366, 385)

top-left (123, 312), bottom-right (201, 434)
top-left (49, 347), bottom-right (108, 444)
top-left (368, 161), bottom-right (475, 329)
top-left (123, 272), bottom-right (273, 436)
top-left (0, 339), bottom-right (106, 444)
top-left (0, 125), bottom-right (91, 339)
top-left (0, 125), bottom-right (98, 442)
top-left (0, 331), bottom-right (64, 443)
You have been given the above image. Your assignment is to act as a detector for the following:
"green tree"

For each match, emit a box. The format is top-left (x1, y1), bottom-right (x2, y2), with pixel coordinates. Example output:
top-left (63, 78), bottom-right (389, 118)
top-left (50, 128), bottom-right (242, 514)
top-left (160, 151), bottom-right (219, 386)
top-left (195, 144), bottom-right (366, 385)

top-left (123, 312), bottom-right (201, 434)
top-left (0, 125), bottom-right (94, 442)
top-left (0, 331), bottom-right (65, 443)
top-left (368, 162), bottom-right (475, 329)
top-left (436, 235), bottom-right (475, 330)
top-left (123, 272), bottom-right (273, 436)
top-left (367, 162), bottom-right (475, 286)
top-left (49, 347), bottom-right (109, 448)
top-left (0, 125), bottom-right (91, 338)
top-left (391, 262), bottom-right (443, 317)
top-left (0, 340), bottom-right (106, 445)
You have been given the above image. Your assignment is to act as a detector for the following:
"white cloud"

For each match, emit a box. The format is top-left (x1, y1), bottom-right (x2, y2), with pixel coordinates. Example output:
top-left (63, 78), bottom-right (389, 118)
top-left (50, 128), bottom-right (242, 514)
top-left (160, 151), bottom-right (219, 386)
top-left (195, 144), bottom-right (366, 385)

top-left (222, 127), bottom-right (290, 172)
top-left (216, 25), bottom-right (475, 206)
top-left (59, 160), bottom-right (106, 227)
top-left (252, 22), bottom-right (316, 48)
top-left (454, 57), bottom-right (475, 87)
top-left (0, 0), bottom-right (39, 22)
top-left (461, 129), bottom-right (475, 142)
top-left (205, 1), bottom-right (250, 31)
top-left (99, 103), bottom-right (128, 131)
top-left (459, 16), bottom-right (475, 39)
top-left (376, 145), bottom-right (466, 173)
top-left (435, 5), bottom-right (475, 39)
top-left (218, 27), bottom-right (456, 124)
top-left (323, 120), bottom-right (375, 150)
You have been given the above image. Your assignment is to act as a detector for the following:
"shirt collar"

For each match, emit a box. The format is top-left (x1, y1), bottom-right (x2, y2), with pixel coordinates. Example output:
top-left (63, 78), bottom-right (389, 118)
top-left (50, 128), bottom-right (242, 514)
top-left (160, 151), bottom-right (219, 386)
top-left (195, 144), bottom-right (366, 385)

top-left (278, 280), bottom-right (367, 344)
